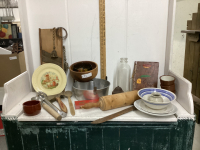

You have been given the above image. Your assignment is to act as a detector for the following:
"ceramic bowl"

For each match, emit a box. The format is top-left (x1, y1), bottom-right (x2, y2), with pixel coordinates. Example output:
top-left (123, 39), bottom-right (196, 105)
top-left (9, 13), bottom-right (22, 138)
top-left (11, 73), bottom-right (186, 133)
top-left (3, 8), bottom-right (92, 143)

top-left (70, 61), bottom-right (98, 82)
top-left (160, 75), bottom-right (175, 86)
top-left (23, 100), bottom-right (41, 116)
top-left (138, 88), bottom-right (176, 109)
top-left (160, 84), bottom-right (175, 92)
top-left (148, 92), bottom-right (163, 103)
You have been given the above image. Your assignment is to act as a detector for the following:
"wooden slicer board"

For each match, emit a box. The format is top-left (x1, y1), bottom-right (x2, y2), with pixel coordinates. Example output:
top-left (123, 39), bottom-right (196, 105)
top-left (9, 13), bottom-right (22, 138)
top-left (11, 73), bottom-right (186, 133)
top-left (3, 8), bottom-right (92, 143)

top-left (39, 28), bottom-right (64, 69)
top-left (99, 0), bottom-right (106, 80)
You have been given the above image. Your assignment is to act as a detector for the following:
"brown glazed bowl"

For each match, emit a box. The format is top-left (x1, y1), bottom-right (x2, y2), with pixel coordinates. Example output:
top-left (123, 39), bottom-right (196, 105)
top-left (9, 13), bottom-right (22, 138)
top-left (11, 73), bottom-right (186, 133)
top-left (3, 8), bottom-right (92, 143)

top-left (23, 100), bottom-right (41, 116)
top-left (70, 61), bottom-right (98, 82)
top-left (160, 75), bottom-right (175, 86)
top-left (160, 84), bottom-right (175, 92)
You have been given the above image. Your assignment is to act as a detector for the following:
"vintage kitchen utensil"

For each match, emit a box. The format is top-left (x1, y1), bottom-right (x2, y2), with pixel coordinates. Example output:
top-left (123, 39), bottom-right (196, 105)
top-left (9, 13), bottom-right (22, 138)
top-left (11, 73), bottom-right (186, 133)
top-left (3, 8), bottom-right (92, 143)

top-left (73, 78), bottom-right (110, 100)
top-left (81, 91), bottom-right (140, 110)
top-left (51, 28), bottom-right (58, 58)
top-left (23, 100), bottom-right (41, 116)
top-left (138, 88), bottom-right (176, 110)
top-left (31, 95), bottom-right (62, 120)
top-left (42, 103), bottom-right (62, 121)
top-left (36, 91), bottom-right (67, 118)
top-left (70, 61), bottom-right (98, 82)
top-left (49, 96), bottom-right (68, 113)
top-left (63, 91), bottom-right (75, 116)
top-left (91, 106), bottom-right (136, 124)
top-left (39, 28), bottom-right (68, 72)
top-left (134, 100), bottom-right (178, 116)
top-left (32, 63), bottom-right (67, 96)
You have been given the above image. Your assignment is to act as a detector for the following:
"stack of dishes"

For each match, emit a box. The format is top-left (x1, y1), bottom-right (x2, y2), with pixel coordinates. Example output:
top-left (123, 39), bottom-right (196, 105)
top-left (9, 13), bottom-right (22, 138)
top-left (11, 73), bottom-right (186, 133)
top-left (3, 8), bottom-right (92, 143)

top-left (134, 88), bottom-right (177, 116)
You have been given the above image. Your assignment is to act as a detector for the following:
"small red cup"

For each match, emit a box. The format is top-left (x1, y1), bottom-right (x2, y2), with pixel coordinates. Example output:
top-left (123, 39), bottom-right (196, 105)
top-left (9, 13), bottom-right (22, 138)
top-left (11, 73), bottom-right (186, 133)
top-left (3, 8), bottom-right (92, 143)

top-left (23, 100), bottom-right (41, 116)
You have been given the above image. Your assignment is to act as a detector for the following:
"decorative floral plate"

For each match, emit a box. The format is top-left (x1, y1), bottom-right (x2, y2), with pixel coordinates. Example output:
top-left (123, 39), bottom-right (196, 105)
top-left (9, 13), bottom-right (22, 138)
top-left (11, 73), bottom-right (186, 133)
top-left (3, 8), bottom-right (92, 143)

top-left (32, 63), bottom-right (67, 96)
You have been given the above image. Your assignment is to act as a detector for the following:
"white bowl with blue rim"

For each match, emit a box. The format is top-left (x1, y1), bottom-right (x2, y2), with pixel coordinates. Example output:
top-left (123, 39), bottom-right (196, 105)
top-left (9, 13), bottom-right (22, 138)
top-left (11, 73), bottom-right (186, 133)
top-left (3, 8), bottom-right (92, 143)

top-left (138, 88), bottom-right (176, 110)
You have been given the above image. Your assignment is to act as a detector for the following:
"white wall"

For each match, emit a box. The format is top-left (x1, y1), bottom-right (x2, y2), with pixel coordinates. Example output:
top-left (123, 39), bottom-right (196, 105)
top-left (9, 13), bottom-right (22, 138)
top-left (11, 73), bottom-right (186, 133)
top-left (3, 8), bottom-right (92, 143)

top-left (19, 0), bottom-right (170, 94)
top-left (171, 0), bottom-right (200, 76)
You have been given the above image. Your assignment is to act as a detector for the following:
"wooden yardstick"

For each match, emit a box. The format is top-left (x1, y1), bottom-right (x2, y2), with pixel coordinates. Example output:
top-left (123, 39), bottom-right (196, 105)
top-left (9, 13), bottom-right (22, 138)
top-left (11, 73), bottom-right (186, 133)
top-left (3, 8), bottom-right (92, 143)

top-left (99, 0), bottom-right (106, 80)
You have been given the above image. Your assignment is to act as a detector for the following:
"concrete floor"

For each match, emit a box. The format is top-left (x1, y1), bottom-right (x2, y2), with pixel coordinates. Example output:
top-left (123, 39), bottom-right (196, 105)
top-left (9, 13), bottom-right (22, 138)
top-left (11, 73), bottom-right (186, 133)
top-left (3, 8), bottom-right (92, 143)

top-left (0, 135), bottom-right (7, 150)
top-left (193, 123), bottom-right (200, 150)
top-left (0, 123), bottom-right (199, 150)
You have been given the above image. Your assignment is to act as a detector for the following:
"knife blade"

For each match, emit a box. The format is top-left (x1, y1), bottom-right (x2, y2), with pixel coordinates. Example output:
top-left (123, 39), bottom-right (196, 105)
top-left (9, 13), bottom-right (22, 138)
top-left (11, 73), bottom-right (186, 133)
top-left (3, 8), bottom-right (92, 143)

top-left (91, 106), bottom-right (137, 124)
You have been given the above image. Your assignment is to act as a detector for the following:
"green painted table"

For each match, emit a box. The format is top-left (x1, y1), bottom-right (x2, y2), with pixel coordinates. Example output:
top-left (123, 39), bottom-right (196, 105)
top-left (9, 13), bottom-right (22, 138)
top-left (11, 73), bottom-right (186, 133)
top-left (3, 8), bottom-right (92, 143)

top-left (1, 72), bottom-right (196, 150)
top-left (2, 119), bottom-right (195, 150)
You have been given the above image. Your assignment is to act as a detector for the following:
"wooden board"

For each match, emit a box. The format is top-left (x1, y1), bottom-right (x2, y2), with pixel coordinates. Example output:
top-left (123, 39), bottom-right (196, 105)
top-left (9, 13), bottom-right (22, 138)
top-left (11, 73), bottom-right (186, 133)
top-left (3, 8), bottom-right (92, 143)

top-left (2, 120), bottom-right (195, 150)
top-left (39, 28), bottom-right (64, 69)
top-left (196, 4), bottom-right (200, 98)
top-left (197, 3), bottom-right (200, 30)
top-left (183, 8), bottom-right (200, 97)
top-left (188, 14), bottom-right (197, 86)
top-left (99, 0), bottom-right (106, 80)
top-left (183, 20), bottom-right (192, 80)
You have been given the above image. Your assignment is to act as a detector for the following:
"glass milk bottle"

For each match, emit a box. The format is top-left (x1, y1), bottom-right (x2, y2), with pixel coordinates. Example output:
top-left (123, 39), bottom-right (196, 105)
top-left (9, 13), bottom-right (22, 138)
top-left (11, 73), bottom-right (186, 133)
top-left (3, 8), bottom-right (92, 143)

top-left (117, 58), bottom-right (131, 92)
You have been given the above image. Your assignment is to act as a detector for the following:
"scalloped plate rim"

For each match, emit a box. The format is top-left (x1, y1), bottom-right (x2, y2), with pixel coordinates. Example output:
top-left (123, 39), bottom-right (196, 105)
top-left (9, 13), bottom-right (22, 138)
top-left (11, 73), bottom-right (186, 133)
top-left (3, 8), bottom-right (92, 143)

top-left (32, 63), bottom-right (67, 96)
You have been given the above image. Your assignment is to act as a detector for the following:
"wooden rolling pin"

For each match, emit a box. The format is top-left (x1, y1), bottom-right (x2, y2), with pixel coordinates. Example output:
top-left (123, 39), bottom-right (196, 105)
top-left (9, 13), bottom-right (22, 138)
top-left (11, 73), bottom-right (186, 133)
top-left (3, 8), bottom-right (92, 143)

top-left (81, 90), bottom-right (140, 111)
top-left (42, 103), bottom-right (62, 121)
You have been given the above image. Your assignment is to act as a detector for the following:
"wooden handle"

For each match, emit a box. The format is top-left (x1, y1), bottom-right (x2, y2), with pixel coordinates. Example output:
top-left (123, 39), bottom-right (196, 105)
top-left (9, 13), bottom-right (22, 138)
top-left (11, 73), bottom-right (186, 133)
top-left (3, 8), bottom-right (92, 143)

top-left (80, 102), bottom-right (100, 109)
top-left (56, 97), bottom-right (68, 113)
top-left (42, 103), bottom-right (62, 121)
top-left (68, 96), bottom-right (75, 116)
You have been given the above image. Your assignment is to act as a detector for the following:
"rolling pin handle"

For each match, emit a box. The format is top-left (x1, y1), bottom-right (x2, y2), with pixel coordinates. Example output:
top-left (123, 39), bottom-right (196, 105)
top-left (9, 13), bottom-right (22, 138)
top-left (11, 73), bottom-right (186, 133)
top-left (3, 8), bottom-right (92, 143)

top-left (42, 103), bottom-right (62, 121)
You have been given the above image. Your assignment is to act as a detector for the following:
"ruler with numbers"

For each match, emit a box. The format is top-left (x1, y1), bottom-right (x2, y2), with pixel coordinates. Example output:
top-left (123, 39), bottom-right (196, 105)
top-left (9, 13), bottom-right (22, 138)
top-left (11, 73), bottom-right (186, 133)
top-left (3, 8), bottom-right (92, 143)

top-left (99, 0), bottom-right (106, 80)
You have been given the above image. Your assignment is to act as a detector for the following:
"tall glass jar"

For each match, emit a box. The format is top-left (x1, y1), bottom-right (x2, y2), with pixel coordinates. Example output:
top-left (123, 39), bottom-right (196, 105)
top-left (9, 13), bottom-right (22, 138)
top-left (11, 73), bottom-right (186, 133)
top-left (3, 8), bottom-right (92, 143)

top-left (116, 58), bottom-right (131, 92)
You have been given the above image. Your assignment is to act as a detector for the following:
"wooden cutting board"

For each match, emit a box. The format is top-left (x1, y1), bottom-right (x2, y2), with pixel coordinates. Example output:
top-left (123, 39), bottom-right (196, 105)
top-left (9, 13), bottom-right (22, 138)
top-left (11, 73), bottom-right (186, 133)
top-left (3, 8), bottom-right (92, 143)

top-left (39, 28), bottom-right (64, 69)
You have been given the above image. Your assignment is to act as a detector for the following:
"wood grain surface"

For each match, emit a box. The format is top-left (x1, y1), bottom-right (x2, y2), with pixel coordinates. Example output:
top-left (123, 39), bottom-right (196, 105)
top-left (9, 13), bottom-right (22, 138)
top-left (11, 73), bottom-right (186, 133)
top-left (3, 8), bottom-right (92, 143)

top-left (39, 28), bottom-right (64, 69)
top-left (183, 7), bottom-right (200, 97)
